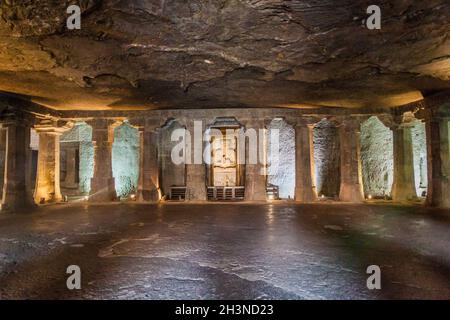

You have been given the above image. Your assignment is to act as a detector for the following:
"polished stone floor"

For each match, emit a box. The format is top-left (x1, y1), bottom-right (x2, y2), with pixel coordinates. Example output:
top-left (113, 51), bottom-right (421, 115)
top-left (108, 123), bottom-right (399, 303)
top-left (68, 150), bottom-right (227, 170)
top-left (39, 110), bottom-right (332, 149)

top-left (0, 202), bottom-right (449, 300)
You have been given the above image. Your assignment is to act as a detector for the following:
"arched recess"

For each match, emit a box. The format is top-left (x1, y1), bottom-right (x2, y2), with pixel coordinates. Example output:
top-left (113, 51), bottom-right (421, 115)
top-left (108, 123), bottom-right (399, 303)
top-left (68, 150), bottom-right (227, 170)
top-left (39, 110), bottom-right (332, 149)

top-left (205, 117), bottom-right (244, 187)
top-left (159, 119), bottom-right (186, 198)
top-left (360, 116), bottom-right (394, 198)
top-left (60, 122), bottom-right (94, 196)
top-left (266, 118), bottom-right (295, 199)
top-left (411, 119), bottom-right (428, 197)
top-left (112, 121), bottom-right (139, 198)
top-left (313, 118), bottom-right (340, 198)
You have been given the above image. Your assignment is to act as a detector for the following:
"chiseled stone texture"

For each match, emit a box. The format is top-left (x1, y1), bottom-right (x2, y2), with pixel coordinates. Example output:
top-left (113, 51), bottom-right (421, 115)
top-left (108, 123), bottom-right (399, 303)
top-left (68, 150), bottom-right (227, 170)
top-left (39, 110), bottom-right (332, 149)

top-left (267, 119), bottom-right (295, 199)
top-left (313, 119), bottom-right (340, 197)
top-left (411, 120), bottom-right (428, 197)
top-left (60, 122), bottom-right (94, 194)
top-left (112, 122), bottom-right (139, 198)
top-left (360, 116), bottom-right (394, 198)
top-left (159, 120), bottom-right (186, 197)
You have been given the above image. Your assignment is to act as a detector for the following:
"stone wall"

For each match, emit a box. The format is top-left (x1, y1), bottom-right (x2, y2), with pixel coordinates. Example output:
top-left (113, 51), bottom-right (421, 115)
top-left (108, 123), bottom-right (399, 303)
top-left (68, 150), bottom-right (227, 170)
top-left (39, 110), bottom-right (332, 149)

top-left (267, 119), bottom-right (295, 199)
top-left (159, 120), bottom-right (186, 197)
top-left (411, 120), bottom-right (428, 197)
top-left (313, 119), bottom-right (340, 197)
top-left (360, 116), bottom-right (394, 198)
top-left (112, 122), bottom-right (139, 198)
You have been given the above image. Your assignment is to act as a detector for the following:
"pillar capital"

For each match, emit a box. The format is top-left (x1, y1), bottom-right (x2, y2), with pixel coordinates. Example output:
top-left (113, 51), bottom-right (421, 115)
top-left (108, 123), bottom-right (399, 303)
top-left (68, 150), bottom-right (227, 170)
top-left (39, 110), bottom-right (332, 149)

top-left (294, 116), bottom-right (319, 128)
top-left (336, 117), bottom-right (362, 132)
top-left (241, 117), bottom-right (267, 129)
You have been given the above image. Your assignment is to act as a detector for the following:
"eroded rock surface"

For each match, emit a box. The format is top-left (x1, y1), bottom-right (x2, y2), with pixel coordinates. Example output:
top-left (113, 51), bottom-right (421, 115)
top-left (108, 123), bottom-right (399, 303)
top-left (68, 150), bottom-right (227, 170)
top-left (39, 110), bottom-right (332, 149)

top-left (0, 1), bottom-right (449, 110)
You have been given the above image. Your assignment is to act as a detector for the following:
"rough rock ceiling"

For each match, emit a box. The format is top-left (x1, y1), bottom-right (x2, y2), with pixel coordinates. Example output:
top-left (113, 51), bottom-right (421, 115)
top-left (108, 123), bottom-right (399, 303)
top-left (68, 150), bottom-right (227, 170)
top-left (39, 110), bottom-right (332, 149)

top-left (0, 0), bottom-right (449, 110)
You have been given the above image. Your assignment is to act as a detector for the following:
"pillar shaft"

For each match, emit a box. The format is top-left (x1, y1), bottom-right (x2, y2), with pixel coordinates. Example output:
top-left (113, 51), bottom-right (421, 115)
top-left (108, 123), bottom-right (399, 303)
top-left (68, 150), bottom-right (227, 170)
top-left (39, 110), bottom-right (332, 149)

top-left (89, 120), bottom-right (116, 202)
top-left (185, 120), bottom-right (206, 201)
top-left (339, 119), bottom-right (364, 202)
top-left (137, 128), bottom-right (160, 201)
top-left (244, 120), bottom-right (266, 201)
top-left (295, 123), bottom-right (317, 202)
top-left (34, 132), bottom-right (63, 203)
top-left (426, 117), bottom-right (449, 207)
top-left (62, 146), bottom-right (78, 189)
top-left (2, 122), bottom-right (34, 211)
top-left (392, 125), bottom-right (417, 201)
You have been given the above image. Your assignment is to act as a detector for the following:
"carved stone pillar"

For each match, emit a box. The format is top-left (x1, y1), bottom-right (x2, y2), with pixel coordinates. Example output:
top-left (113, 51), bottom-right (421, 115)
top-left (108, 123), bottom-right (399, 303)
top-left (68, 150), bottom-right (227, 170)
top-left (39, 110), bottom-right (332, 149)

top-left (1, 119), bottom-right (35, 211)
top-left (136, 121), bottom-right (160, 202)
top-left (185, 119), bottom-right (206, 201)
top-left (338, 118), bottom-right (364, 202)
top-left (34, 119), bottom-right (71, 204)
top-left (88, 119), bottom-right (117, 202)
top-left (244, 118), bottom-right (266, 201)
top-left (425, 112), bottom-right (449, 208)
top-left (294, 120), bottom-right (317, 202)
top-left (391, 116), bottom-right (417, 201)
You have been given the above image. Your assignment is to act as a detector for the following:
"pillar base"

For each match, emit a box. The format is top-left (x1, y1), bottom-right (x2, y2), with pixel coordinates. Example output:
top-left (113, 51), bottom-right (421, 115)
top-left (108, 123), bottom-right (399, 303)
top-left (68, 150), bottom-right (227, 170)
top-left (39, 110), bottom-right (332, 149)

top-left (137, 188), bottom-right (160, 202)
top-left (339, 184), bottom-right (365, 203)
top-left (89, 177), bottom-right (117, 202)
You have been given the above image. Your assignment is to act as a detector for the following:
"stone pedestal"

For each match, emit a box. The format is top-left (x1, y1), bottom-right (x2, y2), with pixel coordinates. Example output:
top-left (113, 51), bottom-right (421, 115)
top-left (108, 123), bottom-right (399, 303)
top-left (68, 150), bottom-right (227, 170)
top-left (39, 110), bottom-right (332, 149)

top-left (425, 116), bottom-right (449, 208)
top-left (295, 122), bottom-right (317, 202)
top-left (137, 126), bottom-right (160, 202)
top-left (338, 119), bottom-right (364, 202)
top-left (244, 119), bottom-right (266, 201)
top-left (34, 120), bottom-right (70, 204)
top-left (1, 121), bottom-right (34, 211)
top-left (89, 119), bottom-right (117, 202)
top-left (185, 120), bottom-right (206, 201)
top-left (391, 123), bottom-right (417, 201)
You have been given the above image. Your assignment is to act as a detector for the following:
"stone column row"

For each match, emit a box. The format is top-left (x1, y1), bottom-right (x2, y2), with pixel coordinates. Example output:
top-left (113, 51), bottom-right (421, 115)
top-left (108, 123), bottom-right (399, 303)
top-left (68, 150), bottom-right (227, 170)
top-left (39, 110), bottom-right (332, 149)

top-left (1, 111), bottom-right (448, 208)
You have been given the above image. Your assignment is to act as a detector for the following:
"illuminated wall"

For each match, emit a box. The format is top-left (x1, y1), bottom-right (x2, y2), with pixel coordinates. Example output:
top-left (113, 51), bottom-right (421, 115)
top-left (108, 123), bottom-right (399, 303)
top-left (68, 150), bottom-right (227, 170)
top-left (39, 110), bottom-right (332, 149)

top-left (360, 116), bottom-right (394, 198)
top-left (313, 119), bottom-right (340, 197)
top-left (411, 120), bottom-right (428, 197)
top-left (60, 122), bottom-right (94, 195)
top-left (267, 119), bottom-right (295, 199)
top-left (112, 122), bottom-right (139, 198)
